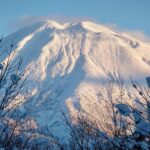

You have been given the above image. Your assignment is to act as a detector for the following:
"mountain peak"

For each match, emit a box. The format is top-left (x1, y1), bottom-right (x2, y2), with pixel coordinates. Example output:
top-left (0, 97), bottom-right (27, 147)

top-left (79, 21), bottom-right (115, 33)
top-left (36, 20), bottom-right (114, 34)
top-left (2, 20), bottom-right (150, 138)
top-left (42, 20), bottom-right (64, 29)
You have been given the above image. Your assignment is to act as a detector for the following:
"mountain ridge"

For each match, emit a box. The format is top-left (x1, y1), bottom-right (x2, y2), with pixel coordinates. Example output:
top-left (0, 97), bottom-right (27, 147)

top-left (1, 20), bottom-right (150, 137)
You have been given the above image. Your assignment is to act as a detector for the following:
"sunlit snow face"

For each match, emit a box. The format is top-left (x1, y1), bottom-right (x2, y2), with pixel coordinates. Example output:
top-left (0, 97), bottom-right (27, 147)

top-left (1, 20), bottom-right (150, 139)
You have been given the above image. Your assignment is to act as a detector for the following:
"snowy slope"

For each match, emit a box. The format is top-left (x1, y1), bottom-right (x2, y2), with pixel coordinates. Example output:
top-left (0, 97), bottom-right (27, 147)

top-left (1, 20), bottom-right (150, 136)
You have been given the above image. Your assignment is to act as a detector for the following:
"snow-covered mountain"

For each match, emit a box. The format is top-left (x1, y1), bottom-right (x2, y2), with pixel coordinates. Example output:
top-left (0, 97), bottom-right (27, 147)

top-left (1, 20), bottom-right (150, 136)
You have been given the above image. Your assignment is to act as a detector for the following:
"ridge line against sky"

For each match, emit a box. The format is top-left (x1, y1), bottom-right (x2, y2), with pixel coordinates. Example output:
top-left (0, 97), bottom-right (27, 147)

top-left (0, 0), bottom-right (150, 41)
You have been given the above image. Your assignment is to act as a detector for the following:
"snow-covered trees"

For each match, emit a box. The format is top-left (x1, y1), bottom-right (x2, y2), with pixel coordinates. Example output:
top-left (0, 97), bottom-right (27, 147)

top-left (56, 79), bottom-right (150, 150)
top-left (0, 38), bottom-right (34, 149)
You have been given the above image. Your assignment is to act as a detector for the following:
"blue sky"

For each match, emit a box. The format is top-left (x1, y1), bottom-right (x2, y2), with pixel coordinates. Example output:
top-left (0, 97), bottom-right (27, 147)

top-left (0, 0), bottom-right (150, 37)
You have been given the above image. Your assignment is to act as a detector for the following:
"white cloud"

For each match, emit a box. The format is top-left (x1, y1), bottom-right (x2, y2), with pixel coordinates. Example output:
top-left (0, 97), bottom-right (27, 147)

top-left (7, 16), bottom-right (150, 43)
top-left (105, 23), bottom-right (150, 43)
top-left (7, 15), bottom-right (95, 33)
top-left (124, 30), bottom-right (150, 43)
